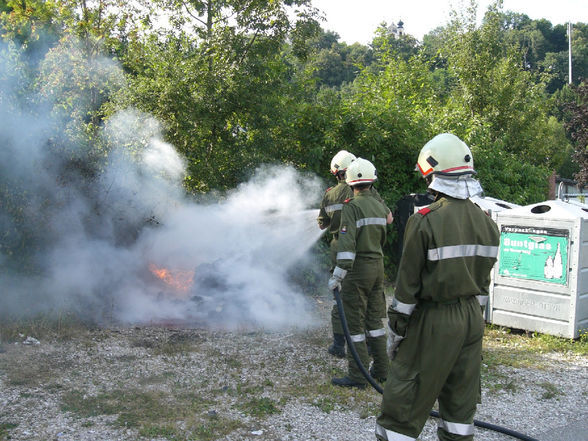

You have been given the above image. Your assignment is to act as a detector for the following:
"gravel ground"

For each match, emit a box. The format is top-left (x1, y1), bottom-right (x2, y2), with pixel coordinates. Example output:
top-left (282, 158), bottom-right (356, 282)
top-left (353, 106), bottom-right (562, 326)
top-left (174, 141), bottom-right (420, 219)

top-left (0, 296), bottom-right (586, 441)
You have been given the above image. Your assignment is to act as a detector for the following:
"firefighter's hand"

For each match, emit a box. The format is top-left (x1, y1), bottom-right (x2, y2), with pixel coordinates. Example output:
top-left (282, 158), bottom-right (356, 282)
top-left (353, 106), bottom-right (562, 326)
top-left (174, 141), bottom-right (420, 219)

top-left (328, 275), bottom-right (342, 291)
top-left (328, 266), bottom-right (347, 291)
top-left (387, 328), bottom-right (405, 360)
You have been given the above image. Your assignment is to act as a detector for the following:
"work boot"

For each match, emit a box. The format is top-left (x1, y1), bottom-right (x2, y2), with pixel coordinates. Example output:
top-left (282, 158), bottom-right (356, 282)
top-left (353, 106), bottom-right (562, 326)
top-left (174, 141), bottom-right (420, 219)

top-left (369, 366), bottom-right (387, 383)
top-left (331, 376), bottom-right (367, 389)
top-left (327, 333), bottom-right (346, 358)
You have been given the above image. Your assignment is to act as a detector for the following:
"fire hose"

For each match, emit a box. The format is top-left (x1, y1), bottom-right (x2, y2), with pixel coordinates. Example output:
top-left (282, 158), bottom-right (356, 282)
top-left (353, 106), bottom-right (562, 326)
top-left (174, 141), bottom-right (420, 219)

top-left (332, 287), bottom-right (540, 441)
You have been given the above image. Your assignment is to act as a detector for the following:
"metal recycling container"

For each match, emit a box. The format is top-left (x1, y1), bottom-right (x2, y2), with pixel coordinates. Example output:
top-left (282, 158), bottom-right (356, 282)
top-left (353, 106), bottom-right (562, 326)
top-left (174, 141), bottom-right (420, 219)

top-left (489, 199), bottom-right (588, 338)
top-left (470, 195), bottom-right (520, 221)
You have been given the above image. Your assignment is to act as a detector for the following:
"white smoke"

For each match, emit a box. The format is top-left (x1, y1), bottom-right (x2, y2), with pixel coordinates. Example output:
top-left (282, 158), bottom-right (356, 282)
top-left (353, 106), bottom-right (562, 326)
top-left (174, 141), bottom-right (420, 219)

top-left (0, 41), bottom-right (326, 330)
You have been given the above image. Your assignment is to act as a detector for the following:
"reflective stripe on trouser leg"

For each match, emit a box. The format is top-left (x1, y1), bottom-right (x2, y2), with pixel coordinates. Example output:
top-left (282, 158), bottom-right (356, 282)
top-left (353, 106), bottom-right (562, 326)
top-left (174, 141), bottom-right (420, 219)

top-left (375, 424), bottom-right (416, 441)
top-left (438, 420), bottom-right (474, 436)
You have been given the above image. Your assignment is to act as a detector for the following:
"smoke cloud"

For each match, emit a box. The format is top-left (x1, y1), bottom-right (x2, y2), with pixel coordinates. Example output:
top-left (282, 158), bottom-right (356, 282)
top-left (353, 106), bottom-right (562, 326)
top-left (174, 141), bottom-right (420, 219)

top-left (0, 41), bottom-right (326, 330)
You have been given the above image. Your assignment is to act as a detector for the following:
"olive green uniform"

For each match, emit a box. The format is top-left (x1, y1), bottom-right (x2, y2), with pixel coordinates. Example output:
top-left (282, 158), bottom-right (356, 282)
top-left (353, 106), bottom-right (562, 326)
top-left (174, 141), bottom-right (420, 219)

top-left (318, 182), bottom-right (390, 335)
top-left (376, 197), bottom-right (499, 441)
top-left (335, 191), bottom-right (389, 383)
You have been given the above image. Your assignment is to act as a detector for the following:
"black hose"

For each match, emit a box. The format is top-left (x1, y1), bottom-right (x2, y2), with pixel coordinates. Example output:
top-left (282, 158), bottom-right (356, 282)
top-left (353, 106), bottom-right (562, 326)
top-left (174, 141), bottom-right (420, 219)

top-left (332, 287), bottom-right (539, 441)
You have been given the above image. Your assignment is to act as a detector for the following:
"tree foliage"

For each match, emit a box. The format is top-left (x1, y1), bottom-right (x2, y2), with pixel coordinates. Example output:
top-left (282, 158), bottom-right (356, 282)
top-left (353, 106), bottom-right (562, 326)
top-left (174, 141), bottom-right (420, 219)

top-left (1, 0), bottom-right (586, 277)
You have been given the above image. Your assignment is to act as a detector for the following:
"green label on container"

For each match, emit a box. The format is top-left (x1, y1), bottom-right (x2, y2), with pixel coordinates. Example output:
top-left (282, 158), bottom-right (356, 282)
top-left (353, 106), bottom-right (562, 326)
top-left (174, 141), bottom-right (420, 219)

top-left (498, 226), bottom-right (568, 285)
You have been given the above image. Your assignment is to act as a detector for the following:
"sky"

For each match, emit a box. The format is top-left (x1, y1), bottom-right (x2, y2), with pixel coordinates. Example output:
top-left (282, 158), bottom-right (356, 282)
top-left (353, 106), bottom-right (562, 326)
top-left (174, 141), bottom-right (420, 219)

top-left (311, 0), bottom-right (588, 44)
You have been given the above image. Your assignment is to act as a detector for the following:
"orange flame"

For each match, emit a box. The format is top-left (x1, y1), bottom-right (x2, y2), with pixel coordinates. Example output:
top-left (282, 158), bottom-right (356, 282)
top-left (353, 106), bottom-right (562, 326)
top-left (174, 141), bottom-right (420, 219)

top-left (149, 263), bottom-right (195, 296)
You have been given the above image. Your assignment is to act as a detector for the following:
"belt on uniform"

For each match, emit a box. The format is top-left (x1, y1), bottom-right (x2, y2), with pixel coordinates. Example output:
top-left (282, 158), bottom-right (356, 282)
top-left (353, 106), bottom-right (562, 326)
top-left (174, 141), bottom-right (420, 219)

top-left (419, 297), bottom-right (473, 306)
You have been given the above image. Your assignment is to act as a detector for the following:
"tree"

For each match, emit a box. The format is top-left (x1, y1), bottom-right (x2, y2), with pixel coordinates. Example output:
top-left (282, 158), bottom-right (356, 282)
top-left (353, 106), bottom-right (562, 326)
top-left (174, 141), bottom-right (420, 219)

top-left (113, 0), bottom-right (321, 192)
top-left (563, 83), bottom-right (588, 185)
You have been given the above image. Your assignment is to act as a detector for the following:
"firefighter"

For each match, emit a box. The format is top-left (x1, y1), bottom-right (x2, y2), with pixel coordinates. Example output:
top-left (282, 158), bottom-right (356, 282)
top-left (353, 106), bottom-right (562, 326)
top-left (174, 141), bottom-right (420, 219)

top-left (376, 133), bottom-right (500, 441)
top-left (328, 158), bottom-right (390, 388)
top-left (318, 151), bottom-right (392, 359)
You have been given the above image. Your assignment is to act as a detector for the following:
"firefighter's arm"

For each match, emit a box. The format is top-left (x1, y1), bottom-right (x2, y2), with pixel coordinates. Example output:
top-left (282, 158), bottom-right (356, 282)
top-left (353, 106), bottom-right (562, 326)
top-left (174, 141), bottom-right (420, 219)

top-left (317, 196), bottom-right (331, 230)
top-left (371, 187), bottom-right (393, 224)
top-left (477, 272), bottom-right (491, 314)
top-left (328, 203), bottom-right (356, 290)
top-left (387, 214), bottom-right (428, 338)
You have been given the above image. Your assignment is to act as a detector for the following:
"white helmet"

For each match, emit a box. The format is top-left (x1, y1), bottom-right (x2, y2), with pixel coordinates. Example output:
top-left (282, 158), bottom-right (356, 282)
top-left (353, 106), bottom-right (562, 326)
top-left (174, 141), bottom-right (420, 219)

top-left (330, 150), bottom-right (357, 175)
top-left (346, 158), bottom-right (377, 186)
top-left (416, 133), bottom-right (475, 177)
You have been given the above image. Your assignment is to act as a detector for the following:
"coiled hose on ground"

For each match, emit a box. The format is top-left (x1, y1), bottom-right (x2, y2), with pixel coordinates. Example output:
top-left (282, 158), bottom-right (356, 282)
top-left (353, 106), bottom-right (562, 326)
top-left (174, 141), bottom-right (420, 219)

top-left (333, 287), bottom-right (540, 441)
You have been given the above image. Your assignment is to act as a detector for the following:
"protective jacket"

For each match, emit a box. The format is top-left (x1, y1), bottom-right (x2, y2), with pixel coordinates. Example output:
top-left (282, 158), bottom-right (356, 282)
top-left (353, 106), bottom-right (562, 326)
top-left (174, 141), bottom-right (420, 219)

top-left (318, 182), bottom-right (389, 238)
top-left (388, 196), bottom-right (499, 336)
top-left (335, 192), bottom-right (388, 270)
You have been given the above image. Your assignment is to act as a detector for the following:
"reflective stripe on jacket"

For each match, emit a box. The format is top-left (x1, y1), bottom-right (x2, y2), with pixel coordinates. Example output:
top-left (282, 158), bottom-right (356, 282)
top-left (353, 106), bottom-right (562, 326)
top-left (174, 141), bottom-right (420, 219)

top-left (335, 191), bottom-right (388, 272)
top-left (318, 182), bottom-right (390, 236)
top-left (394, 197), bottom-right (500, 307)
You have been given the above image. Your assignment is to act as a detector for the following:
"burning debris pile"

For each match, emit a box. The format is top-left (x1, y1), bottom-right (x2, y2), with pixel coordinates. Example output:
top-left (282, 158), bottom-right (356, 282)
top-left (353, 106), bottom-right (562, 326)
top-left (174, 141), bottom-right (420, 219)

top-left (0, 41), bottom-right (325, 330)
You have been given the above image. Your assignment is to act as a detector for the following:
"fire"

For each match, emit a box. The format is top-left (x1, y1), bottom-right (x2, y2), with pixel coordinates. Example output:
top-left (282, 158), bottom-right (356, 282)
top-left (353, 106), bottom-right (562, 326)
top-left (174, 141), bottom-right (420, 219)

top-left (149, 263), bottom-right (195, 296)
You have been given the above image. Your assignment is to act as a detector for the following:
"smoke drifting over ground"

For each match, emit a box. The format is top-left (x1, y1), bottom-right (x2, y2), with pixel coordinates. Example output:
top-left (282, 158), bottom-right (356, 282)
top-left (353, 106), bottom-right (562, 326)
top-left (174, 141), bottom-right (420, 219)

top-left (0, 42), bottom-right (325, 330)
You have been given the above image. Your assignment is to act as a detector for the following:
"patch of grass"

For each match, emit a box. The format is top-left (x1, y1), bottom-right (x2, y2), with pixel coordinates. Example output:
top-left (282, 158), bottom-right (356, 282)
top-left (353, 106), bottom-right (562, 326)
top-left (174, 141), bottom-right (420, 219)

top-left (138, 414), bottom-right (244, 441)
top-left (0, 423), bottom-right (18, 441)
top-left (484, 325), bottom-right (588, 359)
top-left (0, 313), bottom-right (92, 343)
top-left (138, 372), bottom-right (174, 386)
top-left (139, 424), bottom-right (181, 438)
top-left (311, 396), bottom-right (338, 413)
top-left (61, 388), bottom-right (216, 428)
top-left (193, 416), bottom-right (244, 441)
top-left (237, 397), bottom-right (280, 417)
top-left (538, 382), bottom-right (564, 400)
top-left (0, 357), bottom-right (57, 387)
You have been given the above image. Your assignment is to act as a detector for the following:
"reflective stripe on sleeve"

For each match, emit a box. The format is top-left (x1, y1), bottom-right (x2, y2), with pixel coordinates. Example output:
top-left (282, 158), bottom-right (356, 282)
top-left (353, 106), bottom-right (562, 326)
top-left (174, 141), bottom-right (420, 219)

top-left (438, 420), bottom-right (474, 436)
top-left (350, 333), bottom-right (366, 342)
top-left (367, 328), bottom-right (386, 338)
top-left (375, 424), bottom-right (416, 441)
top-left (427, 244), bottom-right (499, 261)
top-left (477, 295), bottom-right (489, 307)
top-left (337, 251), bottom-right (356, 261)
top-left (356, 217), bottom-right (387, 228)
top-left (326, 203), bottom-right (343, 214)
top-left (391, 298), bottom-right (416, 315)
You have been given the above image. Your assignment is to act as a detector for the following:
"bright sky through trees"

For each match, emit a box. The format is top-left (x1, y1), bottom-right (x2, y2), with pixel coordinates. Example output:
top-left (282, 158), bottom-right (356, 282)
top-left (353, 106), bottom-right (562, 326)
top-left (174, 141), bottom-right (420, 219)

top-left (312, 0), bottom-right (587, 43)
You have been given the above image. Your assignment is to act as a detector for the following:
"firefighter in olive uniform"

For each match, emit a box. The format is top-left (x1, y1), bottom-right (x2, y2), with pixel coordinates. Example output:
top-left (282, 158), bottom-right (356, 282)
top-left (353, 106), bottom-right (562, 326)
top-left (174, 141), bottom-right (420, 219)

top-left (319, 151), bottom-right (392, 359)
top-left (376, 134), bottom-right (500, 440)
top-left (328, 158), bottom-right (390, 388)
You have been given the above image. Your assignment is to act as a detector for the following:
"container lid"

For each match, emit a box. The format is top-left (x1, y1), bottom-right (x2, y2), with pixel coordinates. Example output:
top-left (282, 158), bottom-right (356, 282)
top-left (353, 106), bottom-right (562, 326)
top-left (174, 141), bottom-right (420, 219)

top-left (496, 199), bottom-right (588, 220)
top-left (470, 195), bottom-right (520, 213)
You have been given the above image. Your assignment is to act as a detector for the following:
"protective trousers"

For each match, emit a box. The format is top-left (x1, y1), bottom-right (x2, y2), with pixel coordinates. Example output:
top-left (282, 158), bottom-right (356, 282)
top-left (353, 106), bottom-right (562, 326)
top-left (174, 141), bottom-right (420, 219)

top-left (376, 296), bottom-right (484, 441)
top-left (340, 257), bottom-right (388, 383)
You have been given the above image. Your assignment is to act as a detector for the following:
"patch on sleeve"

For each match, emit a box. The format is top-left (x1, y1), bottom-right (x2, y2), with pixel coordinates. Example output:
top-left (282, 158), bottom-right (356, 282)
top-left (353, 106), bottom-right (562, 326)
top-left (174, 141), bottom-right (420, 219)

top-left (340, 225), bottom-right (347, 234)
top-left (418, 207), bottom-right (431, 215)
top-left (343, 198), bottom-right (351, 203)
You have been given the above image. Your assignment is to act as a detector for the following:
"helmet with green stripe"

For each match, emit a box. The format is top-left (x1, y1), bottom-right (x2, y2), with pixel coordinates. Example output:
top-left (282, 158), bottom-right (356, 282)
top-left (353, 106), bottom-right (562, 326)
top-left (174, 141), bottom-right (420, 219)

top-left (416, 133), bottom-right (475, 177)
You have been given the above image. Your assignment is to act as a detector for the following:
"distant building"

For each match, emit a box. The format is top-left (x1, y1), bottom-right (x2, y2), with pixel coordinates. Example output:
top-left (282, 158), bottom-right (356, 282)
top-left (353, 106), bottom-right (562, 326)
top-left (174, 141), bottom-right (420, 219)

top-left (387, 20), bottom-right (404, 37)
top-left (549, 172), bottom-right (588, 202)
